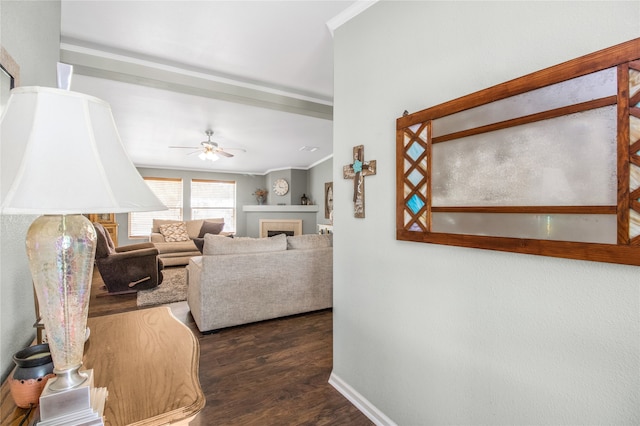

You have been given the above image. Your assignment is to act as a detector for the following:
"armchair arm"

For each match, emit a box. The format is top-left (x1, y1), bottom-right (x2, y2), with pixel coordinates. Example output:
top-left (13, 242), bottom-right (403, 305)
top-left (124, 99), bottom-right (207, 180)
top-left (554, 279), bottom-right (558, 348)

top-left (106, 247), bottom-right (159, 261)
top-left (115, 242), bottom-right (156, 253)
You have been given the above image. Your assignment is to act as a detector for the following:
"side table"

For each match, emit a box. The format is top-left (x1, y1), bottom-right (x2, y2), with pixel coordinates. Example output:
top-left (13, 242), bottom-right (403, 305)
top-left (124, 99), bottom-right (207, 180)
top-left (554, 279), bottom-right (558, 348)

top-left (1, 307), bottom-right (204, 425)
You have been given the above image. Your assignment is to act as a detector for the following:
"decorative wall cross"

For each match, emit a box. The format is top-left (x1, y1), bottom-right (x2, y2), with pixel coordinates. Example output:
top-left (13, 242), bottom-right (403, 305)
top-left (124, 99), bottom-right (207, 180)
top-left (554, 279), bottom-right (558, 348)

top-left (343, 145), bottom-right (376, 218)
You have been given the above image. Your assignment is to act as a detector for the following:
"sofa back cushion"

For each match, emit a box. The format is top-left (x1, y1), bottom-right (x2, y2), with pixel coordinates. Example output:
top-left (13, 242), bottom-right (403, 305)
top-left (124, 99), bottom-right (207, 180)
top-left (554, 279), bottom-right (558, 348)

top-left (152, 218), bottom-right (224, 239)
top-left (286, 233), bottom-right (333, 250)
top-left (198, 220), bottom-right (225, 237)
top-left (203, 233), bottom-right (287, 255)
top-left (93, 222), bottom-right (114, 258)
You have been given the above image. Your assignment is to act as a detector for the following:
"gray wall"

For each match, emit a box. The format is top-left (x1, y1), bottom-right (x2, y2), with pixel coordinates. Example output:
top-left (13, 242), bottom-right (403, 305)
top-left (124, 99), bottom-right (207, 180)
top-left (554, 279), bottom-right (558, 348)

top-left (117, 166), bottom-right (330, 243)
top-left (118, 167), bottom-right (266, 244)
top-left (0, 0), bottom-right (61, 381)
top-left (332, 2), bottom-right (640, 424)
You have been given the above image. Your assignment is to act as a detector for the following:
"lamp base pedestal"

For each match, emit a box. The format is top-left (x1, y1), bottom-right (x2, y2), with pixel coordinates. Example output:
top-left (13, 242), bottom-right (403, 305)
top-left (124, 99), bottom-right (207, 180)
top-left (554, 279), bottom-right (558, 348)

top-left (37, 369), bottom-right (107, 426)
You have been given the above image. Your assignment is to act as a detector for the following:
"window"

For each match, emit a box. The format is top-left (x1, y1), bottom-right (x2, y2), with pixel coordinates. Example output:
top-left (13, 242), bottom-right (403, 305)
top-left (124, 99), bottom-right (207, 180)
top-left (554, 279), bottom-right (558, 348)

top-left (129, 177), bottom-right (182, 238)
top-left (191, 179), bottom-right (236, 232)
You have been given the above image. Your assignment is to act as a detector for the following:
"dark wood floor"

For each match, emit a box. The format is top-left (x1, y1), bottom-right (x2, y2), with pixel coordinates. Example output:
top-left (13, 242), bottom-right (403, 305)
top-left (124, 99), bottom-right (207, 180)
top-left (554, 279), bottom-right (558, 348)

top-left (90, 268), bottom-right (373, 425)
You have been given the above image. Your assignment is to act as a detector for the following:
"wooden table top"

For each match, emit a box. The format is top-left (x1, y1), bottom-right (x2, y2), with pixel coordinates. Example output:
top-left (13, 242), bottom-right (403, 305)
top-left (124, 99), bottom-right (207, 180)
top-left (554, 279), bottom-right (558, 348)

top-left (1, 307), bottom-right (205, 426)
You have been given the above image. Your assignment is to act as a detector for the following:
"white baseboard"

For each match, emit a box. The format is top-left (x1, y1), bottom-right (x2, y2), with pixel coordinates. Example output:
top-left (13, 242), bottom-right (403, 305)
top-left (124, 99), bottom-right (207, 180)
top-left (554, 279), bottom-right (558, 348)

top-left (328, 372), bottom-right (397, 426)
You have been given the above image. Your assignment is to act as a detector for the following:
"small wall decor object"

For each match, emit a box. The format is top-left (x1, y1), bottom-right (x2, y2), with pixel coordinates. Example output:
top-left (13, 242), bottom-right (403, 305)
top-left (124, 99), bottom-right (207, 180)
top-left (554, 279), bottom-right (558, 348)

top-left (253, 188), bottom-right (268, 205)
top-left (325, 182), bottom-right (333, 219)
top-left (344, 145), bottom-right (376, 218)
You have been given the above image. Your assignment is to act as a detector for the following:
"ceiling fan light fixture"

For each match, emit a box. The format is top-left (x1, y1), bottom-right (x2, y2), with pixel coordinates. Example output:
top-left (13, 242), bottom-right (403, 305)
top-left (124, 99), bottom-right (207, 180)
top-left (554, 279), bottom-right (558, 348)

top-left (172, 130), bottom-right (234, 161)
top-left (199, 149), bottom-right (219, 161)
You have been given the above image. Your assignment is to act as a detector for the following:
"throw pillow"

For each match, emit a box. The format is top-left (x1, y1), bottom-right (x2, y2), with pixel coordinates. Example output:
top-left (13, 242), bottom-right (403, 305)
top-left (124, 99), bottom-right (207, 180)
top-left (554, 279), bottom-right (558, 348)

top-left (287, 234), bottom-right (333, 249)
top-left (159, 222), bottom-right (190, 242)
top-left (198, 220), bottom-right (225, 238)
top-left (203, 233), bottom-right (287, 255)
top-left (152, 219), bottom-right (180, 233)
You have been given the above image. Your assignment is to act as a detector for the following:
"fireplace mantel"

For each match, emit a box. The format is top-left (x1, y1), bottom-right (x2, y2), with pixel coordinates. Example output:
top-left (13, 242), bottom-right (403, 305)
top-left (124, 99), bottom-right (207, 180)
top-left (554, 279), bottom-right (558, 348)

top-left (243, 205), bottom-right (319, 213)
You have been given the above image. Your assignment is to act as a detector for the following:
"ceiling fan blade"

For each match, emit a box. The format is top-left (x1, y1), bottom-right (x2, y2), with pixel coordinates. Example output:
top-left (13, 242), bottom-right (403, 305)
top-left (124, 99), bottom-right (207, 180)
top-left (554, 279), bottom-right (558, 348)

top-left (168, 146), bottom-right (200, 149)
top-left (217, 150), bottom-right (234, 158)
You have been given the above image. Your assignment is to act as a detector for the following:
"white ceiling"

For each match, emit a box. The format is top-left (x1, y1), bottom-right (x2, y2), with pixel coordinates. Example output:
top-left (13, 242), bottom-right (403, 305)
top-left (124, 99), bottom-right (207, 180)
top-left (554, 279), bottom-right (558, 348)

top-left (60, 1), bottom-right (368, 175)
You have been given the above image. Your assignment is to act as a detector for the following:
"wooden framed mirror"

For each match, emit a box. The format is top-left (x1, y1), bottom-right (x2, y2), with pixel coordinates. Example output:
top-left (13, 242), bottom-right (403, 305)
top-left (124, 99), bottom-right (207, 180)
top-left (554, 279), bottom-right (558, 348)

top-left (397, 38), bottom-right (640, 266)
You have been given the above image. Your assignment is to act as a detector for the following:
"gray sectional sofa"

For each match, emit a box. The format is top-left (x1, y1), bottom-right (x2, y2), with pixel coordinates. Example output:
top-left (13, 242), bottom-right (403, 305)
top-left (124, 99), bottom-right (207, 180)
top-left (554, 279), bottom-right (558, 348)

top-left (187, 233), bottom-right (333, 332)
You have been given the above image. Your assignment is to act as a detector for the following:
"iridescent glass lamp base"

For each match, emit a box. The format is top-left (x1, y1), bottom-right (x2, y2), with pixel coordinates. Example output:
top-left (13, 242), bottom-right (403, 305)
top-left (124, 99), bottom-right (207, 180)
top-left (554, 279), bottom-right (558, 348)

top-left (26, 214), bottom-right (96, 391)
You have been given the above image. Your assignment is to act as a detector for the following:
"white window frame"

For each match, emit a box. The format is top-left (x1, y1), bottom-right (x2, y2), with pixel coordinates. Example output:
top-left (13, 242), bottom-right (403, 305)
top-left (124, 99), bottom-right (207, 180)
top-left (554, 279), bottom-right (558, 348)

top-left (191, 179), bottom-right (236, 233)
top-left (128, 177), bottom-right (183, 238)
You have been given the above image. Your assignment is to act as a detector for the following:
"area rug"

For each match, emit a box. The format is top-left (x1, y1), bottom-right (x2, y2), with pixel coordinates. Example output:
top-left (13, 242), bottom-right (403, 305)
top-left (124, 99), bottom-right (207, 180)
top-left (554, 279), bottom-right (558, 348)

top-left (137, 267), bottom-right (187, 307)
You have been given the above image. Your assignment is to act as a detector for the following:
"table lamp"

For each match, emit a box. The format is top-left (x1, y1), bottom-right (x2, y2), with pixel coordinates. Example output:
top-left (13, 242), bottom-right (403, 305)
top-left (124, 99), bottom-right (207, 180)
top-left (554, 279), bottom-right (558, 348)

top-left (0, 81), bottom-right (165, 423)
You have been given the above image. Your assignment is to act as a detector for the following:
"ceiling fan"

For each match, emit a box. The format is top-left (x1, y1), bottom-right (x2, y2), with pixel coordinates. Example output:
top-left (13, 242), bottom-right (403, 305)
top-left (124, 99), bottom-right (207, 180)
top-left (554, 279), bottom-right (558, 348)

top-left (169, 130), bottom-right (244, 161)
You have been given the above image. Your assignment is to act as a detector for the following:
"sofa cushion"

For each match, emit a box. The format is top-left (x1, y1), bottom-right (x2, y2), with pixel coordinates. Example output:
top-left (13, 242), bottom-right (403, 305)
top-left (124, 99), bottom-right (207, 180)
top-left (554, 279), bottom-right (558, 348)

top-left (153, 218), bottom-right (224, 239)
top-left (198, 220), bottom-right (225, 238)
top-left (153, 240), bottom-right (198, 254)
top-left (159, 222), bottom-right (190, 242)
top-left (287, 233), bottom-right (333, 250)
top-left (203, 233), bottom-right (287, 255)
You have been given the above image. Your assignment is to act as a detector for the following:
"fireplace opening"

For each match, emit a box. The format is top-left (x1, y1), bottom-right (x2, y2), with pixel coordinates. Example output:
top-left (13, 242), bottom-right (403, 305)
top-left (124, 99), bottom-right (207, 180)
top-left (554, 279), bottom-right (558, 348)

top-left (259, 219), bottom-right (302, 238)
top-left (267, 230), bottom-right (295, 237)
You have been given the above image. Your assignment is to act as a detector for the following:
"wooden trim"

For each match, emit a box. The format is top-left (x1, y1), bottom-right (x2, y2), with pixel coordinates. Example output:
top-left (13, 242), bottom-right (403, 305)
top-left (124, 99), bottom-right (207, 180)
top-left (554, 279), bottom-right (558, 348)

top-left (398, 37), bottom-right (640, 128)
top-left (192, 178), bottom-right (235, 184)
top-left (431, 206), bottom-right (616, 214)
top-left (396, 128), bottom-right (406, 233)
top-left (426, 122), bottom-right (433, 231)
top-left (143, 176), bottom-right (182, 182)
top-left (432, 96), bottom-right (616, 144)
top-left (397, 229), bottom-right (640, 266)
top-left (618, 64), bottom-right (631, 244)
top-left (629, 59), bottom-right (640, 72)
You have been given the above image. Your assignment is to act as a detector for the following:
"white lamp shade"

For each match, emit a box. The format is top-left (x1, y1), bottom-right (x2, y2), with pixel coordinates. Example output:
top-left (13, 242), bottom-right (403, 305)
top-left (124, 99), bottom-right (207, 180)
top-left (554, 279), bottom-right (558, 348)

top-left (0, 86), bottom-right (166, 214)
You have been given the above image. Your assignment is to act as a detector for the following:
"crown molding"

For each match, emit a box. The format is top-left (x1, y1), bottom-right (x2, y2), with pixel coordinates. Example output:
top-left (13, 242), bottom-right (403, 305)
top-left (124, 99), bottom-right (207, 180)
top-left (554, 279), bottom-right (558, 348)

top-left (326, 1), bottom-right (378, 37)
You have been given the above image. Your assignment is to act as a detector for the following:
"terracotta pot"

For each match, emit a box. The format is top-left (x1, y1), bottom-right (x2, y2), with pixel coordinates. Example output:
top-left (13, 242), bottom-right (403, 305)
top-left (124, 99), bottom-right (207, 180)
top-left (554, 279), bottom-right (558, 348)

top-left (9, 343), bottom-right (55, 408)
